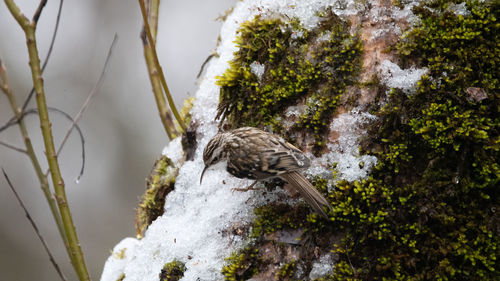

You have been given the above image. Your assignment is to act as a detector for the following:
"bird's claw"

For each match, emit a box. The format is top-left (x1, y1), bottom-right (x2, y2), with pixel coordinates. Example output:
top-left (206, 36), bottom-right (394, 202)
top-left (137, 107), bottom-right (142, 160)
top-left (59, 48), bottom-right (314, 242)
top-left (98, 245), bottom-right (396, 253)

top-left (231, 181), bottom-right (258, 193)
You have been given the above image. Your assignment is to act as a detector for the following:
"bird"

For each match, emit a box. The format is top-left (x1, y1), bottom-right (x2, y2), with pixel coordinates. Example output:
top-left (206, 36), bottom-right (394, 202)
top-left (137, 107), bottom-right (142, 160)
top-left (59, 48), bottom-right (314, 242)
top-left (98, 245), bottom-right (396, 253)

top-left (200, 127), bottom-right (331, 218)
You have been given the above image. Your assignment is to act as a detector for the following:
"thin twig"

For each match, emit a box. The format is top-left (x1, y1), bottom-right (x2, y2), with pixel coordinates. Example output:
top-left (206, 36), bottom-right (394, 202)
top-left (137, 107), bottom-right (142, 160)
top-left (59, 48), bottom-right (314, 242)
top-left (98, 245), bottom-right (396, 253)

top-left (2, 168), bottom-right (68, 281)
top-left (55, 34), bottom-right (118, 181)
top-left (23, 0), bottom-right (65, 111)
top-left (0, 58), bottom-right (9, 91)
top-left (4, 1), bottom-right (91, 279)
top-left (32, 0), bottom-right (48, 23)
top-left (141, 29), bottom-right (177, 139)
top-left (197, 53), bottom-right (217, 79)
top-left (147, 0), bottom-right (159, 41)
top-left (0, 55), bottom-right (69, 257)
top-left (48, 108), bottom-right (86, 179)
top-left (139, 0), bottom-right (177, 139)
top-left (0, 109), bottom-right (86, 180)
top-left (0, 115), bottom-right (20, 132)
top-left (138, 0), bottom-right (187, 131)
top-left (1, 107), bottom-right (84, 139)
top-left (0, 107), bottom-right (86, 179)
top-left (0, 140), bottom-right (27, 153)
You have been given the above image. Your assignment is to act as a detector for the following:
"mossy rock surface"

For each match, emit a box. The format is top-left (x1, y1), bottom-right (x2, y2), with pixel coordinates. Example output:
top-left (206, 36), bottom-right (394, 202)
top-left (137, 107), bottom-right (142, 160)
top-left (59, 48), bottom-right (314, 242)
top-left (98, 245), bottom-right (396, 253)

top-left (217, 0), bottom-right (499, 280)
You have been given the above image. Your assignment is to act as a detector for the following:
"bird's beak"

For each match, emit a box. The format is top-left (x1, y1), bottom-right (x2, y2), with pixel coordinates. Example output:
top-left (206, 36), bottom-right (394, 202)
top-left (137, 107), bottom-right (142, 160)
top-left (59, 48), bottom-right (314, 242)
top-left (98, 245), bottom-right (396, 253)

top-left (200, 165), bottom-right (208, 185)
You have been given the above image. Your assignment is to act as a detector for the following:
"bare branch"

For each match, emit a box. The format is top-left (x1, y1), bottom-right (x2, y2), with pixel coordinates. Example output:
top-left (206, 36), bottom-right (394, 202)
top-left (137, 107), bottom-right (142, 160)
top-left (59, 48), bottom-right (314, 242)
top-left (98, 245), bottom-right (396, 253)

top-left (197, 53), bottom-right (217, 79)
top-left (138, 0), bottom-right (187, 131)
top-left (4, 0), bottom-right (30, 28)
top-left (6, 1), bottom-right (91, 276)
top-left (23, 0), bottom-right (65, 111)
top-left (1, 56), bottom-right (85, 179)
top-left (0, 140), bottom-right (27, 153)
top-left (32, 0), bottom-right (48, 24)
top-left (2, 168), bottom-right (68, 281)
top-left (141, 27), bottom-right (178, 139)
top-left (0, 107), bottom-right (86, 180)
top-left (0, 55), bottom-right (69, 252)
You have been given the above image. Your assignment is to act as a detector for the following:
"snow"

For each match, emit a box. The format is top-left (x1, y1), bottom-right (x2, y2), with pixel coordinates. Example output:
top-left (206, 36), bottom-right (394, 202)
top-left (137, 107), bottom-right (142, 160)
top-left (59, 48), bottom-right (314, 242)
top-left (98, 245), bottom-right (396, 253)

top-left (161, 137), bottom-right (183, 169)
top-left (100, 238), bottom-right (140, 281)
top-left (249, 61), bottom-right (265, 81)
top-left (391, 0), bottom-right (421, 25)
top-left (307, 109), bottom-right (378, 186)
top-left (448, 2), bottom-right (470, 16)
top-left (366, 0), bottom-right (421, 39)
top-left (101, 0), bottom-right (425, 280)
top-left (316, 30), bottom-right (332, 43)
top-left (309, 253), bottom-right (334, 279)
top-left (379, 60), bottom-right (428, 94)
top-left (331, 0), bottom-right (365, 17)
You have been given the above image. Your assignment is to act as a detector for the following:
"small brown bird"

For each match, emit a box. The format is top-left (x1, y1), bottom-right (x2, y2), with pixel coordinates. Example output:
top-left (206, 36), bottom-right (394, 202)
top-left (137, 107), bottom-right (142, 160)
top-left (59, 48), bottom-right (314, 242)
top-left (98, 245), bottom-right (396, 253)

top-left (200, 127), bottom-right (331, 218)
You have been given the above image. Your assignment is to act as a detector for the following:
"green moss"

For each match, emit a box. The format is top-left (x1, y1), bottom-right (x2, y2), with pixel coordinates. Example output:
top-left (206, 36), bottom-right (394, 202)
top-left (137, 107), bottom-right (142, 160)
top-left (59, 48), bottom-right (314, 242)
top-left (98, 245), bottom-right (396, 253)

top-left (135, 155), bottom-right (177, 238)
top-left (276, 259), bottom-right (297, 280)
top-left (159, 260), bottom-right (186, 281)
top-left (221, 246), bottom-right (263, 281)
top-left (322, 0), bottom-right (499, 279)
top-left (215, 12), bottom-right (362, 153)
top-left (251, 204), bottom-right (309, 237)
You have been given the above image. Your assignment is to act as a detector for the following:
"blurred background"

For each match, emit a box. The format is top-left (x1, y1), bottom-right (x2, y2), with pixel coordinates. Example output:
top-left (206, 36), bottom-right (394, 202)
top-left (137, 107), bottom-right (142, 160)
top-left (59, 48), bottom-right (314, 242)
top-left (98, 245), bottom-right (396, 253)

top-left (0, 0), bottom-right (236, 280)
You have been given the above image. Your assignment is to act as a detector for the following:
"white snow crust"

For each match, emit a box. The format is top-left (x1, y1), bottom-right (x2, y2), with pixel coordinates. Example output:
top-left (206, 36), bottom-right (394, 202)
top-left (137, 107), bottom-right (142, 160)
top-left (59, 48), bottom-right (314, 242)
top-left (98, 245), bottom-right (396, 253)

top-left (379, 60), bottom-right (428, 94)
top-left (249, 61), bottom-right (265, 81)
top-left (309, 253), bottom-right (334, 279)
top-left (306, 109), bottom-right (378, 185)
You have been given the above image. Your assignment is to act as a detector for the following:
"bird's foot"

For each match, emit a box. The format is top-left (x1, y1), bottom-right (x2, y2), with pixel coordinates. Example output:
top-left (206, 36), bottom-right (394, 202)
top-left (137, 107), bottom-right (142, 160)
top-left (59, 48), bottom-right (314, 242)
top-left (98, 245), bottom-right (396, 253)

top-left (231, 181), bottom-right (258, 193)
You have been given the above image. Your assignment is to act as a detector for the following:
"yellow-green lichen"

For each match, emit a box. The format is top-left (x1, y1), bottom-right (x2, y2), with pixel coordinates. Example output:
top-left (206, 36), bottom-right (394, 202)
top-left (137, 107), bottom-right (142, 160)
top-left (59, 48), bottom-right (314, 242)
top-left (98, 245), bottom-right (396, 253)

top-left (215, 12), bottom-right (362, 153)
top-left (159, 260), bottom-right (186, 281)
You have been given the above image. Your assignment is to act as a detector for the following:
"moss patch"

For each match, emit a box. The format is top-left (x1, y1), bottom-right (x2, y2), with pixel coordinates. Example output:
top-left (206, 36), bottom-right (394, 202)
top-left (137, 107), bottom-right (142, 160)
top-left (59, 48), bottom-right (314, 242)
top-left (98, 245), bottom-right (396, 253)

top-left (215, 12), bottom-right (362, 153)
top-left (251, 204), bottom-right (309, 238)
top-left (135, 155), bottom-right (177, 238)
top-left (221, 246), bottom-right (264, 281)
top-left (276, 259), bottom-right (297, 280)
top-left (323, 0), bottom-right (499, 279)
top-left (159, 260), bottom-right (186, 281)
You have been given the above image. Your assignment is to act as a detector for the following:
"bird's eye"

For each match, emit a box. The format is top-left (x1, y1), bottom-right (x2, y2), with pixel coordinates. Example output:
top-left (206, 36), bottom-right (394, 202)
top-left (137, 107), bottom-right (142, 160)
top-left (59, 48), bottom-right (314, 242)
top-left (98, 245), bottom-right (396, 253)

top-left (212, 155), bottom-right (219, 164)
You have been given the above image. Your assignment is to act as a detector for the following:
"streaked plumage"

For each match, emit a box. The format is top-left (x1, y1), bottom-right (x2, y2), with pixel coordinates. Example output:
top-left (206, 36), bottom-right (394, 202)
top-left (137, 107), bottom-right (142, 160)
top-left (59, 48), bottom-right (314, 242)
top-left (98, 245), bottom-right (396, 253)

top-left (201, 127), bottom-right (331, 218)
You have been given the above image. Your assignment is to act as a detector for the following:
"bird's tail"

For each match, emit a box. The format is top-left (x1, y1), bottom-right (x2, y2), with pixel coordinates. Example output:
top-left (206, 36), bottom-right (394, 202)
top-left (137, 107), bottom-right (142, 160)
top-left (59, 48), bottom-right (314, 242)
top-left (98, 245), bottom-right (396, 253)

top-left (281, 171), bottom-right (331, 218)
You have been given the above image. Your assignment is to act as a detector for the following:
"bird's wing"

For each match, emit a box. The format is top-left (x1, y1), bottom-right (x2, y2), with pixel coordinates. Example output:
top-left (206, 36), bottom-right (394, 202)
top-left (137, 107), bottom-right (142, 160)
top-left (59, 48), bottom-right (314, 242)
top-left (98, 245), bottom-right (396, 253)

top-left (227, 127), bottom-right (310, 179)
top-left (257, 136), bottom-right (310, 177)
